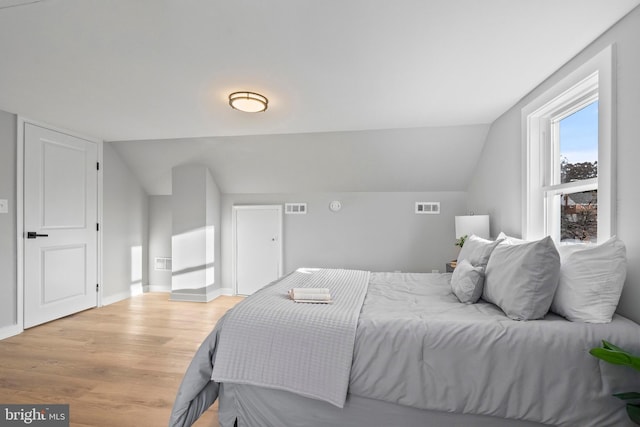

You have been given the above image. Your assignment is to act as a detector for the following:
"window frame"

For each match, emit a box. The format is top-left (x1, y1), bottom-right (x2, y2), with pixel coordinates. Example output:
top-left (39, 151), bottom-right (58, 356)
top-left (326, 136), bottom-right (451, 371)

top-left (522, 45), bottom-right (616, 244)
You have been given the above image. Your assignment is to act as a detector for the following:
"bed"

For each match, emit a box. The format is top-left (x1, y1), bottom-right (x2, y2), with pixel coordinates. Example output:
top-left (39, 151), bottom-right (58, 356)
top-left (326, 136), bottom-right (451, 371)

top-left (169, 266), bottom-right (640, 427)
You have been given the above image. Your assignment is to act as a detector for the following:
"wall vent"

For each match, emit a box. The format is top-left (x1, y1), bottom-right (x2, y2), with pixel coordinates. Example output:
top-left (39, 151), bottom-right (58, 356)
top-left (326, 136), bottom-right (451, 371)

top-left (154, 257), bottom-right (172, 271)
top-left (415, 202), bottom-right (440, 214)
top-left (285, 203), bottom-right (307, 215)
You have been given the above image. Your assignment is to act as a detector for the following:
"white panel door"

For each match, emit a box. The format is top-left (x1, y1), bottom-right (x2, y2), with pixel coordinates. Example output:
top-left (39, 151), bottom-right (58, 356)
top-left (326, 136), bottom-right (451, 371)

top-left (24, 123), bottom-right (98, 328)
top-left (235, 206), bottom-right (282, 295)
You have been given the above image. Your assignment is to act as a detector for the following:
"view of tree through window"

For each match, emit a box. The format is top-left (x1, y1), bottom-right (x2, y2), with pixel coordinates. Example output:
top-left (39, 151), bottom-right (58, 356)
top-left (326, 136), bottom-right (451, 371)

top-left (558, 101), bottom-right (598, 242)
top-left (560, 189), bottom-right (597, 241)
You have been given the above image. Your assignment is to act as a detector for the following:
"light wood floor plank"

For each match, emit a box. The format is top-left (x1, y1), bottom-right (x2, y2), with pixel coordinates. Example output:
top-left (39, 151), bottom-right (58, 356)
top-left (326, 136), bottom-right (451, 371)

top-left (0, 293), bottom-right (242, 427)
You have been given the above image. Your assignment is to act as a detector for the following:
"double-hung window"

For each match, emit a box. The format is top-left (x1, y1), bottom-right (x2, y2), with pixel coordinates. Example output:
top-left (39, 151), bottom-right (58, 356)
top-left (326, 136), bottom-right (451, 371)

top-left (523, 46), bottom-right (615, 244)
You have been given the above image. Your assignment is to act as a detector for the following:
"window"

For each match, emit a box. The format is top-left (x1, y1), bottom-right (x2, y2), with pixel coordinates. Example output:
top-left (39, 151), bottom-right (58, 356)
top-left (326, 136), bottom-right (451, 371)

top-left (550, 99), bottom-right (599, 243)
top-left (522, 45), bottom-right (615, 244)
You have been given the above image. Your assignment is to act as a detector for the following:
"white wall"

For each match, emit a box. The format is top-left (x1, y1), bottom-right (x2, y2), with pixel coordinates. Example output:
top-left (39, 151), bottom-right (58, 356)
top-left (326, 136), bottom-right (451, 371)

top-left (467, 6), bottom-right (640, 322)
top-left (221, 192), bottom-right (468, 290)
top-left (171, 164), bottom-right (222, 301)
top-left (207, 169), bottom-right (222, 292)
top-left (0, 109), bottom-right (17, 330)
top-left (102, 142), bottom-right (149, 304)
top-left (148, 195), bottom-right (172, 291)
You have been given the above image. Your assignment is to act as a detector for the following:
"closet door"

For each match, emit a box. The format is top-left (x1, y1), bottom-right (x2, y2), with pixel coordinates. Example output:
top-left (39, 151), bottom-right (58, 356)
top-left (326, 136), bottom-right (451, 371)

top-left (233, 205), bottom-right (282, 295)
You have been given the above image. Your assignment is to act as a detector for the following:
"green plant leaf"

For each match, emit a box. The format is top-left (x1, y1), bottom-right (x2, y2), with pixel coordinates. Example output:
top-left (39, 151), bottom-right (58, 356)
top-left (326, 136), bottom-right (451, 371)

top-left (626, 403), bottom-right (640, 425)
top-left (603, 340), bottom-right (627, 353)
top-left (590, 342), bottom-right (640, 372)
top-left (455, 235), bottom-right (468, 248)
top-left (590, 347), bottom-right (633, 366)
top-left (590, 342), bottom-right (640, 424)
top-left (614, 392), bottom-right (640, 401)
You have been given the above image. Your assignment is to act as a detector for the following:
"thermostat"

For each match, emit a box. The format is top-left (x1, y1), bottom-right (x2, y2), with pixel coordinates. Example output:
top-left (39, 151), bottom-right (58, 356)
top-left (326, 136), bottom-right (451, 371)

top-left (329, 200), bottom-right (342, 212)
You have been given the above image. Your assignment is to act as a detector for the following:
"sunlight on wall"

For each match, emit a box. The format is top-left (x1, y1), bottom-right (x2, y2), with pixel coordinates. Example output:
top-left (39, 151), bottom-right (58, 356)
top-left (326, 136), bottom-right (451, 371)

top-left (172, 226), bottom-right (215, 291)
top-left (130, 245), bottom-right (143, 296)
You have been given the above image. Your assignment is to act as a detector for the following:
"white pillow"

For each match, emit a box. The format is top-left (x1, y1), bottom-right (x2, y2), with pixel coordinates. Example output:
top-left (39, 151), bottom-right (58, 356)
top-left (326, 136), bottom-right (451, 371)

top-left (550, 236), bottom-right (627, 323)
top-left (451, 259), bottom-right (485, 304)
top-left (483, 236), bottom-right (561, 320)
top-left (457, 235), bottom-right (503, 268)
top-left (496, 231), bottom-right (527, 245)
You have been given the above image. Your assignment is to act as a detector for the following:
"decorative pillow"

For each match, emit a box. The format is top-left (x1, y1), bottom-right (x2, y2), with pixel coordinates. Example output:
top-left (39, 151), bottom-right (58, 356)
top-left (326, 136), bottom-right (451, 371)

top-left (496, 231), bottom-right (527, 245)
top-left (550, 236), bottom-right (627, 323)
top-left (483, 236), bottom-right (561, 320)
top-left (451, 259), bottom-right (485, 304)
top-left (457, 235), bottom-right (503, 268)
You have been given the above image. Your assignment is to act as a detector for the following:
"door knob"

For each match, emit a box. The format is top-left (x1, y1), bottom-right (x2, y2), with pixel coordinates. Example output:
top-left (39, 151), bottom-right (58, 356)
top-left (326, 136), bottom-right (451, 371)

top-left (26, 231), bottom-right (49, 239)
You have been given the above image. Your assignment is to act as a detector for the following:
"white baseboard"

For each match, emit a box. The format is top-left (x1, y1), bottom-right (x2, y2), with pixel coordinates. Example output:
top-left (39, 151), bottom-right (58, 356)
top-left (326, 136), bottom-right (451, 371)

top-left (206, 287), bottom-right (234, 300)
top-left (170, 292), bottom-right (210, 302)
top-left (104, 282), bottom-right (159, 305)
top-left (219, 287), bottom-right (234, 296)
top-left (102, 289), bottom-right (133, 306)
top-left (0, 323), bottom-right (23, 340)
top-left (146, 284), bottom-right (171, 293)
top-left (170, 286), bottom-right (234, 302)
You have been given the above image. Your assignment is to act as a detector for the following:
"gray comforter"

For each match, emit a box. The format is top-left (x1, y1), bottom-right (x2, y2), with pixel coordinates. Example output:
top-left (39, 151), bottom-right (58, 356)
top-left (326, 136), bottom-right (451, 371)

top-left (169, 271), bottom-right (640, 427)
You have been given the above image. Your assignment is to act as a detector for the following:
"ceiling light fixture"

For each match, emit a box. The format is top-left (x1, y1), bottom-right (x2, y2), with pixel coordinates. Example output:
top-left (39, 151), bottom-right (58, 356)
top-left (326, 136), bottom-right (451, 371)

top-left (228, 91), bottom-right (268, 113)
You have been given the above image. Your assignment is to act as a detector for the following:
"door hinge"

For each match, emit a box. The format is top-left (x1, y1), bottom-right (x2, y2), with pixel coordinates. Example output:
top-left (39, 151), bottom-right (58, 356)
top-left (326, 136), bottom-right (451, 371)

top-left (96, 283), bottom-right (99, 292)
top-left (97, 162), bottom-right (100, 171)
top-left (96, 223), bottom-right (100, 231)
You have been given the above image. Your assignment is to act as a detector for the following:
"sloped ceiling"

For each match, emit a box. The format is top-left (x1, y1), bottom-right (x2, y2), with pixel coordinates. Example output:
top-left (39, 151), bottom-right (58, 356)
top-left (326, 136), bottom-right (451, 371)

top-left (1, 1), bottom-right (638, 194)
top-left (110, 125), bottom-right (490, 194)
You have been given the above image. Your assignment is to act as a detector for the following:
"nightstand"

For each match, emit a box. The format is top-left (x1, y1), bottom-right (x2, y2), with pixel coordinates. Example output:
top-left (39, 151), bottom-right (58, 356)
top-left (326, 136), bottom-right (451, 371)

top-left (446, 261), bottom-right (457, 273)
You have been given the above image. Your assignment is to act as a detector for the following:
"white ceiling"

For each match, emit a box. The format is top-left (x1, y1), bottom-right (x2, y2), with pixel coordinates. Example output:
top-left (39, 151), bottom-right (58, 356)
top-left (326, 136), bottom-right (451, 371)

top-left (1, 0), bottom-right (638, 194)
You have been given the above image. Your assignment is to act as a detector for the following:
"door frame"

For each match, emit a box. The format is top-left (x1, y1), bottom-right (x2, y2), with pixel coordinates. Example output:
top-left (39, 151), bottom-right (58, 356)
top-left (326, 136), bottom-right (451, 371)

top-left (231, 205), bottom-right (283, 295)
top-left (16, 116), bottom-right (103, 333)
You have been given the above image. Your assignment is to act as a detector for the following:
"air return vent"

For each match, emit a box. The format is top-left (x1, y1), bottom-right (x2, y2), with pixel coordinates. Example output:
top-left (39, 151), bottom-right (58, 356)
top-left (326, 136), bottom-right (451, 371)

top-left (154, 257), bottom-right (172, 271)
top-left (285, 203), bottom-right (307, 215)
top-left (415, 202), bottom-right (440, 214)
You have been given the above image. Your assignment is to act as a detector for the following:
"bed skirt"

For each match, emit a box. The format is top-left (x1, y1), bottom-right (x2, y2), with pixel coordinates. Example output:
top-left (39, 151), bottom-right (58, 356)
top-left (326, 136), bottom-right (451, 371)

top-left (218, 383), bottom-right (549, 427)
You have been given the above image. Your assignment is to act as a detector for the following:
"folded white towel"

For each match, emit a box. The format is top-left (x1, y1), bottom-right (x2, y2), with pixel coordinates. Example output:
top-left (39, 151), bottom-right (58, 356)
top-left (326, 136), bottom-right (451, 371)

top-left (289, 288), bottom-right (332, 302)
top-left (291, 288), bottom-right (330, 295)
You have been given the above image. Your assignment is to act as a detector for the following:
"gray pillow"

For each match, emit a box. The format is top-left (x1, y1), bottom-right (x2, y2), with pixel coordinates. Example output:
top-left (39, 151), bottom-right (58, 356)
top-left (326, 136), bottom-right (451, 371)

top-left (456, 235), bottom-right (503, 268)
top-left (451, 259), bottom-right (485, 304)
top-left (483, 236), bottom-right (561, 320)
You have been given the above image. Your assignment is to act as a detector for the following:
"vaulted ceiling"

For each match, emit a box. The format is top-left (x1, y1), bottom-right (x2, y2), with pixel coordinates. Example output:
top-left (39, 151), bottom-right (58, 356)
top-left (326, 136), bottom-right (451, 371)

top-left (1, 0), bottom-right (638, 194)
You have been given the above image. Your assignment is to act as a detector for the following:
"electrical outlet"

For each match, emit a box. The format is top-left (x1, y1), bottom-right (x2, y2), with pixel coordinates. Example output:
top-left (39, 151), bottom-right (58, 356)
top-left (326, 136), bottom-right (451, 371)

top-left (431, 269), bottom-right (439, 273)
top-left (0, 199), bottom-right (8, 214)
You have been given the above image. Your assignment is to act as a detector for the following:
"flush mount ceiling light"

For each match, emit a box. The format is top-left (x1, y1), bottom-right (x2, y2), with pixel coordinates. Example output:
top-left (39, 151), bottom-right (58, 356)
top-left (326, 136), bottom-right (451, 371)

top-left (228, 91), bottom-right (268, 113)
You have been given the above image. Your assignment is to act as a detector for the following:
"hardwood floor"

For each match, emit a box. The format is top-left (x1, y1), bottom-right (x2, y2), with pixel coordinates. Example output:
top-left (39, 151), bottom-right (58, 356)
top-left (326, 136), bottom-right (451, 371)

top-left (0, 293), bottom-right (243, 427)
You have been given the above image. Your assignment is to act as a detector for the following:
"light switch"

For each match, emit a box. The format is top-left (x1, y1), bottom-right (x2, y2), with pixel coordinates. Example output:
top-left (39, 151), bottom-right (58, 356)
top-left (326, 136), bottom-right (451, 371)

top-left (0, 199), bottom-right (7, 214)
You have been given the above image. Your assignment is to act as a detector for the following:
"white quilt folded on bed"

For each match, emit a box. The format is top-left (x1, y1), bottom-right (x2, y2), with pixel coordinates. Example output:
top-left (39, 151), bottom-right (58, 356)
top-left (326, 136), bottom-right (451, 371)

top-left (211, 268), bottom-right (370, 408)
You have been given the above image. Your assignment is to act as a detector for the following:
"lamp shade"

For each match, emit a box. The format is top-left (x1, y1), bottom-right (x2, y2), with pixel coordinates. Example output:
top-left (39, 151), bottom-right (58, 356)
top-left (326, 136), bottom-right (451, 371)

top-left (455, 215), bottom-right (490, 239)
